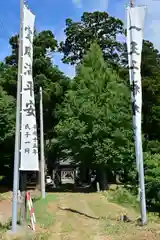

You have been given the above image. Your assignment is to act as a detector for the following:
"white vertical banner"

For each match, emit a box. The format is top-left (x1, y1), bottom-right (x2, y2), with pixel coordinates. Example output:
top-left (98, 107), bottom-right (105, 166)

top-left (20, 5), bottom-right (39, 171)
top-left (126, 6), bottom-right (145, 171)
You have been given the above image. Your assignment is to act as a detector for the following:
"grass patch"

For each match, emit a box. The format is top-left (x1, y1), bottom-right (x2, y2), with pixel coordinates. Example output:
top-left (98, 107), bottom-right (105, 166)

top-left (103, 220), bottom-right (134, 237)
top-left (61, 221), bottom-right (73, 233)
top-left (0, 195), bottom-right (5, 202)
top-left (0, 218), bottom-right (12, 239)
top-left (27, 193), bottom-right (57, 229)
top-left (0, 218), bottom-right (11, 231)
top-left (32, 232), bottom-right (51, 240)
top-left (105, 187), bottom-right (139, 211)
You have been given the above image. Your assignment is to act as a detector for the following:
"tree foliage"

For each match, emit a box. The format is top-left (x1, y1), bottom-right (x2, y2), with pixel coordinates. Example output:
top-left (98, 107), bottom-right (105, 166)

top-left (60, 12), bottom-right (124, 67)
top-left (58, 10), bottom-right (160, 204)
top-left (56, 43), bottom-right (134, 185)
top-left (141, 41), bottom-right (160, 141)
top-left (144, 153), bottom-right (160, 210)
top-left (120, 40), bottom-right (160, 141)
top-left (1, 30), bottom-right (70, 139)
top-left (0, 87), bottom-right (15, 143)
top-left (0, 30), bottom-right (70, 170)
top-left (0, 10), bottom-right (160, 210)
top-left (0, 86), bottom-right (15, 168)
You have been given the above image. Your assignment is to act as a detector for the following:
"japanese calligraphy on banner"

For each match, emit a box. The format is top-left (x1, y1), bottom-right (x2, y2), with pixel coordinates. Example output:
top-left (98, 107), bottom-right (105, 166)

top-left (126, 6), bottom-right (145, 171)
top-left (20, 5), bottom-right (39, 171)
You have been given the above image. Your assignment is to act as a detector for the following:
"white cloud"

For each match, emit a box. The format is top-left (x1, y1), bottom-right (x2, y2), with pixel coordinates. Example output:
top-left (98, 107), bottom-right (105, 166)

top-left (86, 0), bottom-right (109, 11)
top-left (98, 0), bottom-right (109, 10)
top-left (72, 0), bottom-right (109, 11)
top-left (72, 0), bottom-right (82, 8)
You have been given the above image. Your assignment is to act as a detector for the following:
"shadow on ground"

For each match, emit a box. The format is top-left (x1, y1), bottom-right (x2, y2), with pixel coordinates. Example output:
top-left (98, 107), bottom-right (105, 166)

top-left (0, 176), bottom-right (12, 194)
top-left (58, 206), bottom-right (100, 220)
top-left (46, 183), bottom-right (97, 193)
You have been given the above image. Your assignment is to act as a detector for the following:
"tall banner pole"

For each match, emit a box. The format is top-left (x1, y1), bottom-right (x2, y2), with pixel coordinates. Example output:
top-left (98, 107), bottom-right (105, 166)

top-left (19, 4), bottom-right (39, 224)
top-left (40, 87), bottom-right (46, 199)
top-left (126, 5), bottom-right (147, 225)
top-left (11, 0), bottom-right (24, 233)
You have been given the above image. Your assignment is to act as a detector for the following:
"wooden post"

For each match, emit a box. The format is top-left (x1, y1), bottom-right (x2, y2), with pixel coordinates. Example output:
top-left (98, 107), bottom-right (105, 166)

top-left (96, 182), bottom-right (100, 192)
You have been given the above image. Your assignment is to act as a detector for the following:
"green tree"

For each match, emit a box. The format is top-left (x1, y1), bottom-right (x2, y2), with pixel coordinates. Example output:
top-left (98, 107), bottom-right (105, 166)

top-left (0, 30), bottom-right (70, 172)
top-left (0, 87), bottom-right (15, 170)
top-left (0, 87), bottom-right (15, 143)
top-left (144, 153), bottom-right (160, 211)
top-left (60, 12), bottom-right (124, 67)
top-left (1, 30), bottom-right (70, 140)
top-left (56, 43), bottom-right (134, 189)
top-left (141, 41), bottom-right (160, 141)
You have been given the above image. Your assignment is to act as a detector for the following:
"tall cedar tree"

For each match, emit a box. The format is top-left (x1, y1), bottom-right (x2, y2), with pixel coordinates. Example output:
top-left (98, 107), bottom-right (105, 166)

top-left (56, 43), bottom-right (135, 189)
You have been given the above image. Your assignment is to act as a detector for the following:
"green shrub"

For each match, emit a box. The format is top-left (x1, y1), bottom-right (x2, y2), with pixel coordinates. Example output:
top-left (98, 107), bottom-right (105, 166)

top-left (144, 152), bottom-right (160, 211)
top-left (107, 187), bottom-right (139, 211)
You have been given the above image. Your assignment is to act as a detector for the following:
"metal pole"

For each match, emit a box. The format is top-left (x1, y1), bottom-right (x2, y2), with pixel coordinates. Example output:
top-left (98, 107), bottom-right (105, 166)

top-left (130, 0), bottom-right (147, 225)
top-left (12, 0), bottom-right (24, 232)
top-left (40, 87), bottom-right (46, 198)
top-left (19, 172), bottom-right (27, 225)
top-left (139, 146), bottom-right (147, 225)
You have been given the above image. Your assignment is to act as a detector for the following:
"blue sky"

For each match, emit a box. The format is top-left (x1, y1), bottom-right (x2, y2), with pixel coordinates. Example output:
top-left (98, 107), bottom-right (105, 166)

top-left (0, 0), bottom-right (160, 78)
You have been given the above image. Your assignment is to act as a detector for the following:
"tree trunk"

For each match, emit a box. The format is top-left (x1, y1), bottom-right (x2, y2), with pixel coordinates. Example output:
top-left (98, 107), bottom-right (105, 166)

top-left (116, 174), bottom-right (121, 184)
top-left (79, 165), bottom-right (87, 183)
top-left (101, 168), bottom-right (108, 190)
top-left (36, 171), bottom-right (41, 190)
top-left (86, 168), bottom-right (90, 184)
top-left (96, 167), bottom-right (109, 191)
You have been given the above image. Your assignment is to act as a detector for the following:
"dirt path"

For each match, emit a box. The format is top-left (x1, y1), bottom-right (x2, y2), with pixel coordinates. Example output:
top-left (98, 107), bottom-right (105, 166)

top-left (46, 193), bottom-right (107, 240)
top-left (1, 191), bottom-right (160, 240)
top-left (0, 192), bottom-right (12, 224)
top-left (37, 192), bottom-right (160, 240)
